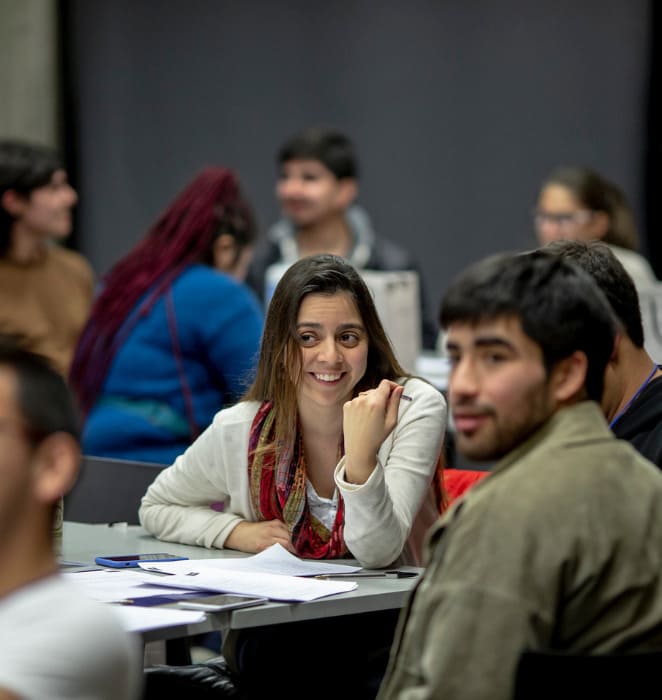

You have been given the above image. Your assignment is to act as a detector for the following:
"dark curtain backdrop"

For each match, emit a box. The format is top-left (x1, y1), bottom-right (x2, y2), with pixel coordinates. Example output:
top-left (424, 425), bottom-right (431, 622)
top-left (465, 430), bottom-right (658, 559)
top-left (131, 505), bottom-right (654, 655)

top-left (646, 0), bottom-right (662, 278)
top-left (60, 0), bottom-right (653, 315)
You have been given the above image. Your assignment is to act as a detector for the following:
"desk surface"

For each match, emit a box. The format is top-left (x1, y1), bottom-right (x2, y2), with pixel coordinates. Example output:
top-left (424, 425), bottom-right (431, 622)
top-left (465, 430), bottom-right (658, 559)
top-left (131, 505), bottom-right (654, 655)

top-left (63, 522), bottom-right (419, 640)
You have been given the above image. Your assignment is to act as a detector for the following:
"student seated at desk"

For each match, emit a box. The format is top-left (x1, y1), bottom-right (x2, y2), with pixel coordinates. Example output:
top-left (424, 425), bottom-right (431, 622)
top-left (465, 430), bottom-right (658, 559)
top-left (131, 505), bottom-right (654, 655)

top-left (140, 253), bottom-right (447, 568)
top-left (0, 339), bottom-right (141, 700)
top-left (140, 254), bottom-right (446, 698)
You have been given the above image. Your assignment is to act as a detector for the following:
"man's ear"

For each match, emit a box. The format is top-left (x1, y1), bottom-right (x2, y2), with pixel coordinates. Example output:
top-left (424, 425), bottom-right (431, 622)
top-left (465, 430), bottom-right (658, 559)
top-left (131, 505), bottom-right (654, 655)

top-left (337, 178), bottom-right (358, 209)
top-left (31, 433), bottom-right (81, 503)
top-left (1, 188), bottom-right (26, 217)
top-left (609, 333), bottom-right (621, 365)
top-left (551, 351), bottom-right (588, 403)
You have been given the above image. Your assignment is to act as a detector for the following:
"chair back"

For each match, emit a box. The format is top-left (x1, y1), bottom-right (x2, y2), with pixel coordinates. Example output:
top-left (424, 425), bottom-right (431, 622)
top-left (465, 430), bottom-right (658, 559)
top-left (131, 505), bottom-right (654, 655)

top-left (639, 286), bottom-right (662, 360)
top-left (443, 468), bottom-right (489, 504)
top-left (64, 455), bottom-right (166, 525)
top-left (513, 648), bottom-right (662, 699)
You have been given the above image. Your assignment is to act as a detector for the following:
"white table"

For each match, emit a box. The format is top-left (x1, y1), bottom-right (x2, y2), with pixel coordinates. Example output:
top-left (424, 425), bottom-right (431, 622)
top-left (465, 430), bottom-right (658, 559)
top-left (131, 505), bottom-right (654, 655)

top-left (63, 522), bottom-right (420, 644)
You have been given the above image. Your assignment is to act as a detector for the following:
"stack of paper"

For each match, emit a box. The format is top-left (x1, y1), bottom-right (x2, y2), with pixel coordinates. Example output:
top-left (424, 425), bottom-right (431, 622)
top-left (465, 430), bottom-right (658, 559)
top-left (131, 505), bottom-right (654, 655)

top-left (64, 569), bottom-right (200, 603)
top-left (137, 544), bottom-right (360, 601)
top-left (137, 567), bottom-right (356, 602)
top-left (66, 545), bottom-right (360, 606)
top-left (111, 605), bottom-right (207, 633)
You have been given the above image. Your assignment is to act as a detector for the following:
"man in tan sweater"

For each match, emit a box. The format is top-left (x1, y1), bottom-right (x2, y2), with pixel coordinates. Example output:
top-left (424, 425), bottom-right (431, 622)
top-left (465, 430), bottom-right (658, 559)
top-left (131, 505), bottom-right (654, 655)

top-left (0, 140), bottom-right (94, 375)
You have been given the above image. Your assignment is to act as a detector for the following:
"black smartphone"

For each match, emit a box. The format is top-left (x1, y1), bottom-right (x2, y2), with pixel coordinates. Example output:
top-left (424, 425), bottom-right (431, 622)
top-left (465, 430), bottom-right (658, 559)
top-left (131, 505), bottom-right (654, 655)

top-left (174, 594), bottom-right (268, 612)
top-left (95, 553), bottom-right (189, 568)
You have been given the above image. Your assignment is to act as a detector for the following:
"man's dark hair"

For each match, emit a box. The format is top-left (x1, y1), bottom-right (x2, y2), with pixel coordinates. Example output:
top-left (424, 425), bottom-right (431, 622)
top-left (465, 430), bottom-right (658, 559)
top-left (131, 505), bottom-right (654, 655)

top-left (541, 240), bottom-right (645, 348)
top-left (0, 140), bottom-right (63, 255)
top-left (439, 251), bottom-right (616, 402)
top-left (277, 126), bottom-right (358, 180)
top-left (0, 336), bottom-right (80, 445)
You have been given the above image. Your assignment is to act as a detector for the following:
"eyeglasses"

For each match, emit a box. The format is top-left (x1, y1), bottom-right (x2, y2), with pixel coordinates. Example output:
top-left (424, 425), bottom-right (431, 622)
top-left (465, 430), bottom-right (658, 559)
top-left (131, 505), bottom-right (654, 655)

top-left (533, 209), bottom-right (593, 230)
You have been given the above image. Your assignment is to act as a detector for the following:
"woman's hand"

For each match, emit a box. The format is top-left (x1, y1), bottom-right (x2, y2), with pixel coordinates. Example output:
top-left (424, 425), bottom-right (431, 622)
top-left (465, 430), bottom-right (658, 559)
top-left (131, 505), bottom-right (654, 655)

top-left (224, 519), bottom-right (295, 554)
top-left (342, 379), bottom-right (404, 484)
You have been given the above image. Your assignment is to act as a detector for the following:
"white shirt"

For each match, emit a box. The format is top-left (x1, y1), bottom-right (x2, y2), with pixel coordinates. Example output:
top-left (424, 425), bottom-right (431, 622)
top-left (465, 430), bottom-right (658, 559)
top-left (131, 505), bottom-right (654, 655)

top-left (140, 377), bottom-right (447, 568)
top-left (0, 575), bottom-right (142, 700)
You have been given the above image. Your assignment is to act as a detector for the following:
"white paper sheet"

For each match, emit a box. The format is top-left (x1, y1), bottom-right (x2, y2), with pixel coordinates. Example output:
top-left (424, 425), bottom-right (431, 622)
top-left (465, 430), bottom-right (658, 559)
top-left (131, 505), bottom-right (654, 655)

top-left (110, 604), bottom-right (206, 632)
top-left (134, 567), bottom-right (357, 602)
top-left (138, 543), bottom-right (361, 578)
top-left (64, 569), bottom-right (200, 603)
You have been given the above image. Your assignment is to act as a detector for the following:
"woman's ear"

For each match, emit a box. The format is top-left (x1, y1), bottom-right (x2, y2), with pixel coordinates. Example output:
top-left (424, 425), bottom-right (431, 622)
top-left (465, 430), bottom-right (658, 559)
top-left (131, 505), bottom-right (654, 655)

top-left (212, 233), bottom-right (239, 274)
top-left (588, 210), bottom-right (610, 240)
top-left (551, 351), bottom-right (588, 403)
top-left (31, 433), bottom-right (81, 504)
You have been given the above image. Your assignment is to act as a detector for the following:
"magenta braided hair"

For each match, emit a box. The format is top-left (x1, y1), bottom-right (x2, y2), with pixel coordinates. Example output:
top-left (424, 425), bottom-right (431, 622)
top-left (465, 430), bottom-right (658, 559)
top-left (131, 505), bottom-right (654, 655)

top-left (70, 167), bottom-right (245, 414)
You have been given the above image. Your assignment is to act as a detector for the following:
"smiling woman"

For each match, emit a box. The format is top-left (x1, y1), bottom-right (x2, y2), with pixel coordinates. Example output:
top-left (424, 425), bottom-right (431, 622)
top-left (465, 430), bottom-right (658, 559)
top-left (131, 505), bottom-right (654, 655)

top-left (138, 253), bottom-right (447, 696)
top-left (140, 253), bottom-right (447, 567)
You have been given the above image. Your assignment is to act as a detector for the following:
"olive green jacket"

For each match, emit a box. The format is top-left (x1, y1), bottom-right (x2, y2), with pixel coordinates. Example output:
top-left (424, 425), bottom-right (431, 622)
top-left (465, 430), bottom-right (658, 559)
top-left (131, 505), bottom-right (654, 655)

top-left (378, 402), bottom-right (662, 700)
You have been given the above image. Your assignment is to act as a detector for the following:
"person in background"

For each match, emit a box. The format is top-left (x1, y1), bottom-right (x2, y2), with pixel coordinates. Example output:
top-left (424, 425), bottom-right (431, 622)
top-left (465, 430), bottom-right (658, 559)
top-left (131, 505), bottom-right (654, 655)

top-left (70, 167), bottom-right (264, 465)
top-left (246, 125), bottom-right (438, 349)
top-left (378, 252), bottom-right (662, 700)
top-left (0, 140), bottom-right (94, 375)
top-left (0, 338), bottom-right (141, 700)
top-left (543, 240), bottom-right (662, 467)
top-left (533, 165), bottom-right (657, 292)
top-left (140, 253), bottom-right (446, 697)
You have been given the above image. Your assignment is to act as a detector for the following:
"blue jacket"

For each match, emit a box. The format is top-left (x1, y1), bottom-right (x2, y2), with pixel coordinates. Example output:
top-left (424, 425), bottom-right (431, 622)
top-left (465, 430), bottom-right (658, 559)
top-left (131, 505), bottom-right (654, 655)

top-left (82, 265), bottom-right (263, 464)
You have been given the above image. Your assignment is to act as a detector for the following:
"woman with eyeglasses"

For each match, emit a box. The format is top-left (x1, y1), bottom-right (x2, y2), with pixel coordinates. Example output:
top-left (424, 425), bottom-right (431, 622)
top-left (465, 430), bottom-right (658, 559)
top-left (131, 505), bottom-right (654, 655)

top-left (533, 165), bottom-right (657, 292)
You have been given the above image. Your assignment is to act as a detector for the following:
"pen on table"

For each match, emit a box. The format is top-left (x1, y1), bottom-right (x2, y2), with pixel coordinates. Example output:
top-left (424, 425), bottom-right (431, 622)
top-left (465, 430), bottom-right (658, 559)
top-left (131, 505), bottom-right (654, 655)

top-left (314, 571), bottom-right (418, 580)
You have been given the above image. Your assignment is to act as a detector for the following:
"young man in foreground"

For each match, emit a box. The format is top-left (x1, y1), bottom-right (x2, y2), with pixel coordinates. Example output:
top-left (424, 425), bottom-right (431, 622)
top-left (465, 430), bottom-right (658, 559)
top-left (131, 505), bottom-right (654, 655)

top-left (377, 252), bottom-right (662, 700)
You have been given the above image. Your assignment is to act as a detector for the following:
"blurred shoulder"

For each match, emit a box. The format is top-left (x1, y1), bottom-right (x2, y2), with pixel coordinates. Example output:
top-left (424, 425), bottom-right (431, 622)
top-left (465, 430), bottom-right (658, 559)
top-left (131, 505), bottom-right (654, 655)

top-left (49, 245), bottom-right (94, 285)
top-left (401, 376), bottom-right (446, 411)
top-left (174, 264), bottom-right (261, 303)
top-left (403, 375), bottom-right (443, 397)
top-left (212, 399), bottom-right (262, 428)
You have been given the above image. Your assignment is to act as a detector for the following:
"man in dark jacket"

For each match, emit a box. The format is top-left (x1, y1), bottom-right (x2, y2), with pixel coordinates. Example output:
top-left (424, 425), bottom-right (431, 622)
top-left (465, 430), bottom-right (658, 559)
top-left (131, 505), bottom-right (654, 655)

top-left (543, 239), bottom-right (662, 467)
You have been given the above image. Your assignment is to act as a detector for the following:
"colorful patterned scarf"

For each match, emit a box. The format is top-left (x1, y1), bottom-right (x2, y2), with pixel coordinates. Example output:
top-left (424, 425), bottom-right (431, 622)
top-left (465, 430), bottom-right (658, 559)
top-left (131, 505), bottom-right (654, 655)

top-left (248, 401), bottom-right (347, 559)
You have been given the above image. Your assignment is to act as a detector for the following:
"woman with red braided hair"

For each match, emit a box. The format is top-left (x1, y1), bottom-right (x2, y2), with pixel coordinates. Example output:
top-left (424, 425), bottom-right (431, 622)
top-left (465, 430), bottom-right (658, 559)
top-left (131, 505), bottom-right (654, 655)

top-left (69, 167), bottom-right (264, 464)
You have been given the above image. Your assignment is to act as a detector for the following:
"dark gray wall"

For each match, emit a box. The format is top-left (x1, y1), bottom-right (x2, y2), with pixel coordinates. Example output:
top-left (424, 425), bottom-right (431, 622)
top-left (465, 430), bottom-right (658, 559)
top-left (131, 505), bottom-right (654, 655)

top-left (65, 0), bottom-right (651, 317)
